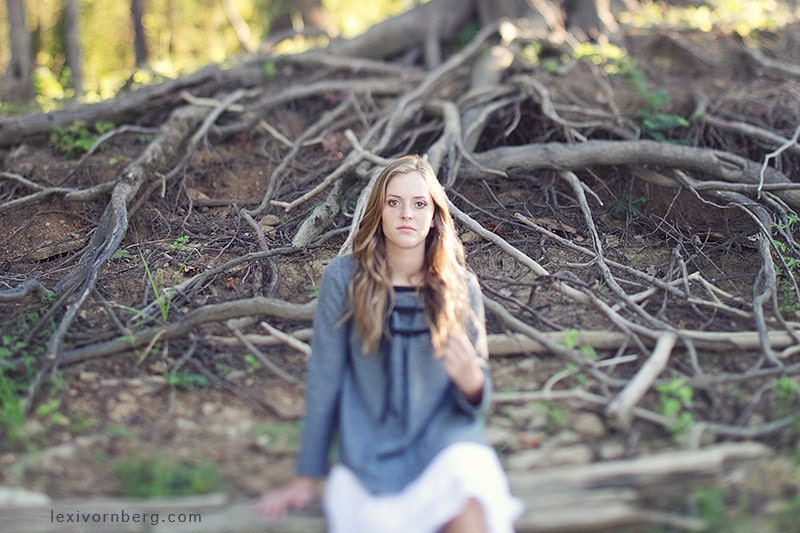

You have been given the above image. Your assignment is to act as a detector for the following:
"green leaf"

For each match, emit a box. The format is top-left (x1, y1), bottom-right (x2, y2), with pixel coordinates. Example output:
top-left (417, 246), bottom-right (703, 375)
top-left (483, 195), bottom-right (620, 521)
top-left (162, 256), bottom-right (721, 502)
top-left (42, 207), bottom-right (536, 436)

top-left (564, 329), bottom-right (579, 349)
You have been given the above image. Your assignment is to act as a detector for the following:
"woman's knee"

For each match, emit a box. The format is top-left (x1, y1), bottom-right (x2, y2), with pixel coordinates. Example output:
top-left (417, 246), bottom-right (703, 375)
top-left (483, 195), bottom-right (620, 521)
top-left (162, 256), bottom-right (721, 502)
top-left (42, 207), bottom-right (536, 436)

top-left (441, 497), bottom-right (486, 533)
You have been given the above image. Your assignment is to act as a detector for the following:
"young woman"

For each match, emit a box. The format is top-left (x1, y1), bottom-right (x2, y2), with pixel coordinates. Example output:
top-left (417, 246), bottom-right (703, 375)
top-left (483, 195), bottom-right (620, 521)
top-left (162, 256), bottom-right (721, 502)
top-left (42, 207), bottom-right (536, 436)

top-left (257, 155), bottom-right (522, 532)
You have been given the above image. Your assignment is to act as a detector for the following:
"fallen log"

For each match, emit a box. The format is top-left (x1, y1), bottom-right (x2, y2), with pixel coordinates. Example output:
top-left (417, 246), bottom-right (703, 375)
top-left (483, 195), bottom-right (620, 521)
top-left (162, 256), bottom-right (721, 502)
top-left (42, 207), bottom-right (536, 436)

top-left (510, 441), bottom-right (770, 532)
top-left (0, 442), bottom-right (770, 533)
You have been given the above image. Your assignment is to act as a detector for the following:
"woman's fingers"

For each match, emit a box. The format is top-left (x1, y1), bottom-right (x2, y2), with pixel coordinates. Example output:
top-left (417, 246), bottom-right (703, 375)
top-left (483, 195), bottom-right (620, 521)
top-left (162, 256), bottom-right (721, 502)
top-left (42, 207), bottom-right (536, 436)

top-left (255, 477), bottom-right (318, 518)
top-left (441, 333), bottom-right (474, 360)
top-left (440, 334), bottom-right (484, 404)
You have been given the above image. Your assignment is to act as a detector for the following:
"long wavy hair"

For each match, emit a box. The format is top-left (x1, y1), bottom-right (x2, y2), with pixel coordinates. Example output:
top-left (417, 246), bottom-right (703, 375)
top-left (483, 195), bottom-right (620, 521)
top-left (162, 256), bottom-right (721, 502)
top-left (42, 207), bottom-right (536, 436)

top-left (343, 155), bottom-right (471, 355)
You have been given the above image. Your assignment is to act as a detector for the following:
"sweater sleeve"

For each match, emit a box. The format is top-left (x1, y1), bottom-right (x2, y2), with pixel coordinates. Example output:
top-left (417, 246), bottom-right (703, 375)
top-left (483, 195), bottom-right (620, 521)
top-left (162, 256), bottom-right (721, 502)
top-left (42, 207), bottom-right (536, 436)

top-left (295, 257), bottom-right (352, 478)
top-left (453, 272), bottom-right (493, 413)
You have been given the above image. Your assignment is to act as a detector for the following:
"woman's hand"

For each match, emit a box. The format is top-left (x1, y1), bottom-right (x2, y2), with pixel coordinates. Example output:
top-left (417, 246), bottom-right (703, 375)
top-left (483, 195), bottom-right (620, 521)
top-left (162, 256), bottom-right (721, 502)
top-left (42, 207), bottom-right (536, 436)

top-left (440, 333), bottom-right (485, 405)
top-left (255, 476), bottom-right (320, 519)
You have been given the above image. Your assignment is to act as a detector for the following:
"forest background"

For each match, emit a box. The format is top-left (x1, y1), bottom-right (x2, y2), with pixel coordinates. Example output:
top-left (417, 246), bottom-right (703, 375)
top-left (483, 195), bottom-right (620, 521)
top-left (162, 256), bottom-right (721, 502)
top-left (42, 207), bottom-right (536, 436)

top-left (0, 0), bottom-right (416, 106)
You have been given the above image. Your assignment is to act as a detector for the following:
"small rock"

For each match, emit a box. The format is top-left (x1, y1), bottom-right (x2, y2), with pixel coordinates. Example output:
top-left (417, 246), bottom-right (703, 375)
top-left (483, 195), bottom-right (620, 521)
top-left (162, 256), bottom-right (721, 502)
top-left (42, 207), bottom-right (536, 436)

top-left (0, 487), bottom-right (51, 507)
top-left (514, 358), bottom-right (536, 375)
top-left (186, 187), bottom-right (210, 200)
top-left (79, 371), bottom-right (98, 382)
top-left (24, 419), bottom-right (44, 435)
top-left (501, 404), bottom-right (548, 430)
top-left (175, 417), bottom-right (197, 431)
top-left (572, 412), bottom-right (606, 439)
top-left (518, 431), bottom-right (544, 450)
top-left (259, 215), bottom-right (281, 233)
top-left (598, 440), bottom-right (626, 460)
top-left (38, 443), bottom-right (78, 469)
top-left (460, 230), bottom-right (479, 243)
top-left (550, 430), bottom-right (583, 446)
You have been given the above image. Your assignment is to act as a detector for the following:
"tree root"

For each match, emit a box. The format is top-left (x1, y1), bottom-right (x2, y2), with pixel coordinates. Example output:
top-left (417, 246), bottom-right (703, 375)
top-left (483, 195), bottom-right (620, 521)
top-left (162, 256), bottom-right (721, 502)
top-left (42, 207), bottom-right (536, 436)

top-left (1, 4), bottom-right (799, 470)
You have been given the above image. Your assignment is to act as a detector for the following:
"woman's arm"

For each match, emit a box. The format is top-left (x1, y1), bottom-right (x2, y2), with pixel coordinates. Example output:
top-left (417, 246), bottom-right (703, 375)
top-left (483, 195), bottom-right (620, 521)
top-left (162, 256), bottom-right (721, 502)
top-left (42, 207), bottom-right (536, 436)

top-left (440, 332), bottom-right (485, 405)
top-left (295, 256), bottom-right (352, 477)
top-left (441, 271), bottom-right (492, 406)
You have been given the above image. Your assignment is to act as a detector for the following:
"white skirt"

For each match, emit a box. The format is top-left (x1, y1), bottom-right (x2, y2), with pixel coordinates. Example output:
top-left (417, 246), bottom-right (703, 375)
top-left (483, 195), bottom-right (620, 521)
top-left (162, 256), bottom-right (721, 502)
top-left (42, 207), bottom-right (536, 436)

top-left (323, 442), bottom-right (524, 533)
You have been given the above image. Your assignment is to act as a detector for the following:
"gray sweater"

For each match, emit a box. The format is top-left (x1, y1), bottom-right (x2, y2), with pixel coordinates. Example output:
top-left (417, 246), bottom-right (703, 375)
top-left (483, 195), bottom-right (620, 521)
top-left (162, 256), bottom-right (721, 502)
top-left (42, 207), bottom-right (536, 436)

top-left (295, 254), bottom-right (492, 495)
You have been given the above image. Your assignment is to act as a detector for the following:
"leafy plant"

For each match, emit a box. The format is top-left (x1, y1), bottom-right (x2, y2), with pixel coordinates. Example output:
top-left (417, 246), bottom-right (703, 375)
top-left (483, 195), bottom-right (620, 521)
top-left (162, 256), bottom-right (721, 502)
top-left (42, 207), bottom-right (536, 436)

top-left (572, 42), bottom-right (689, 141)
top-left (243, 354), bottom-right (262, 374)
top-left (772, 491), bottom-right (800, 532)
top-left (113, 456), bottom-right (225, 498)
top-left (104, 425), bottom-right (138, 440)
top-left (0, 301), bottom-right (61, 450)
top-left (656, 378), bottom-right (694, 435)
top-left (140, 251), bottom-right (187, 323)
top-left (613, 195), bottom-right (648, 218)
top-left (691, 487), bottom-right (735, 532)
top-left (621, 62), bottom-right (689, 141)
top-left (263, 60), bottom-right (277, 79)
top-left (252, 420), bottom-right (302, 452)
top-left (0, 369), bottom-right (29, 451)
top-left (165, 371), bottom-right (207, 390)
top-left (534, 401), bottom-right (567, 433)
top-left (771, 213), bottom-right (800, 319)
top-left (636, 109), bottom-right (690, 141)
top-left (775, 377), bottom-right (800, 422)
top-left (51, 120), bottom-right (115, 158)
top-left (67, 410), bottom-right (98, 434)
top-left (772, 213), bottom-right (800, 320)
top-left (111, 248), bottom-right (133, 260)
top-left (170, 235), bottom-right (190, 251)
top-left (35, 398), bottom-right (67, 426)
top-left (563, 328), bottom-right (598, 359)
top-left (0, 334), bottom-right (26, 360)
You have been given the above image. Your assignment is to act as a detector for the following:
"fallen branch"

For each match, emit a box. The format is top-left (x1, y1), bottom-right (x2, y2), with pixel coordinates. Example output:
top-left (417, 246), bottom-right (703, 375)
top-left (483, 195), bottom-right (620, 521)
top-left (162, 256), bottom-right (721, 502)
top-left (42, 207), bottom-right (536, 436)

top-left (606, 331), bottom-right (679, 427)
top-left (53, 297), bottom-right (315, 366)
top-left (260, 321), bottom-right (312, 356)
top-left (468, 140), bottom-right (800, 210)
top-left (46, 104), bottom-right (214, 368)
top-left (487, 329), bottom-right (800, 356)
top-left (228, 320), bottom-right (303, 386)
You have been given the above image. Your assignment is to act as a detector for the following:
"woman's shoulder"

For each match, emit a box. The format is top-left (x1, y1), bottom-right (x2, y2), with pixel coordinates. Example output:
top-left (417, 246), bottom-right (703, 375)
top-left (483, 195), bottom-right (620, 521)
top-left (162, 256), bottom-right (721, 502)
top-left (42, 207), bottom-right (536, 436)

top-left (322, 253), bottom-right (357, 282)
top-left (459, 267), bottom-right (484, 303)
top-left (460, 266), bottom-right (480, 288)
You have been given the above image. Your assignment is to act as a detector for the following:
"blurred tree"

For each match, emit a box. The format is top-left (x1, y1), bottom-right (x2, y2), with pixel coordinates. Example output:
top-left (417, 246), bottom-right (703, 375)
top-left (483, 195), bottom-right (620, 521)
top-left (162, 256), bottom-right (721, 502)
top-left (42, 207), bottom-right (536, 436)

top-left (223, 0), bottom-right (254, 53)
top-left (271, 0), bottom-right (335, 36)
top-left (62, 0), bottom-right (83, 94)
top-left (131, 0), bottom-right (149, 68)
top-left (1, 0), bottom-right (34, 103)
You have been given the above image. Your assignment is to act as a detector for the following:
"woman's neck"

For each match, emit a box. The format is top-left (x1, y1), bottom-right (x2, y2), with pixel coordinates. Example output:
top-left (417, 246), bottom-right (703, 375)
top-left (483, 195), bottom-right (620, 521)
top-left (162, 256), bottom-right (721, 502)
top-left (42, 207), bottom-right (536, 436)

top-left (386, 248), bottom-right (425, 287)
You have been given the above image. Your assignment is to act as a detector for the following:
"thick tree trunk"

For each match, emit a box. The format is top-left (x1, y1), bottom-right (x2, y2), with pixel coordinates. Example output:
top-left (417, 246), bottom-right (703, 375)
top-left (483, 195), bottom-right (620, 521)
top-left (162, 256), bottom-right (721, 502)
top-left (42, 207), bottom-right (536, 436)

top-left (270, 0), bottom-right (335, 35)
top-left (1, 0), bottom-right (35, 103)
top-left (131, 0), bottom-right (149, 68)
top-left (63, 0), bottom-right (84, 95)
top-left (324, 0), bottom-right (477, 61)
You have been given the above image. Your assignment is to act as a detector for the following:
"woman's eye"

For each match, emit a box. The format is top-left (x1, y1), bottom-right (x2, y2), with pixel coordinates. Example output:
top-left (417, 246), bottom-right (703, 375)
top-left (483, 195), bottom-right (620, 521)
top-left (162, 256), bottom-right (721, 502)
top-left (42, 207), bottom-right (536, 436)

top-left (415, 201), bottom-right (427, 208)
top-left (387, 199), bottom-right (399, 207)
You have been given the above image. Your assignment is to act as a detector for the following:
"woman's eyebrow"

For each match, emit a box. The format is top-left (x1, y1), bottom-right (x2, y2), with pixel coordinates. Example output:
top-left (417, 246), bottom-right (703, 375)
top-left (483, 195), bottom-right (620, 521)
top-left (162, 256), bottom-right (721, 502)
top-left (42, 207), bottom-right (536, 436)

top-left (386, 193), bottom-right (429, 199)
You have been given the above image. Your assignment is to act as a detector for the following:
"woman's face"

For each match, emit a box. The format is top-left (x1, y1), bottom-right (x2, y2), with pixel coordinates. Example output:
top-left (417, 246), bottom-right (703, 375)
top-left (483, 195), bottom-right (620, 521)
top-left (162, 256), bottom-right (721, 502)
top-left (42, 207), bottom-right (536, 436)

top-left (381, 171), bottom-right (435, 255)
